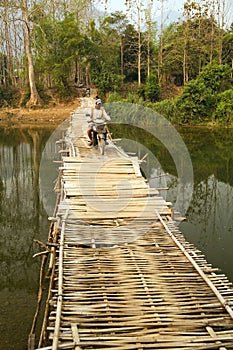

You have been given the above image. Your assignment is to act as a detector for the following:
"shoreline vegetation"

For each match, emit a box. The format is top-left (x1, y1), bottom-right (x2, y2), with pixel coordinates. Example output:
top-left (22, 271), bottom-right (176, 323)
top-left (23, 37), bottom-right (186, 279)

top-left (0, 0), bottom-right (233, 127)
top-left (0, 3), bottom-right (232, 129)
top-left (0, 98), bottom-right (232, 129)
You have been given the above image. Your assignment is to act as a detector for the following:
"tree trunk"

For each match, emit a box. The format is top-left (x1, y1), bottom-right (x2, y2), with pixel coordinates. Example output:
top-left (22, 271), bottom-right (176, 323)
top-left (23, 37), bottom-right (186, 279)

top-left (4, 14), bottom-right (14, 85)
top-left (22, 0), bottom-right (41, 106)
top-left (137, 4), bottom-right (141, 86)
top-left (158, 0), bottom-right (165, 83)
top-left (217, 0), bottom-right (225, 65)
top-left (120, 35), bottom-right (124, 77)
top-left (183, 47), bottom-right (188, 84)
top-left (146, 2), bottom-right (152, 77)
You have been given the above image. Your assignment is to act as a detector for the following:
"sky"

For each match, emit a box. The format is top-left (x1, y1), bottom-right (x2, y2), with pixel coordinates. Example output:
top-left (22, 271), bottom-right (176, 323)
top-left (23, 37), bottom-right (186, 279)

top-left (97, 0), bottom-right (233, 28)
top-left (97, 0), bottom-right (184, 16)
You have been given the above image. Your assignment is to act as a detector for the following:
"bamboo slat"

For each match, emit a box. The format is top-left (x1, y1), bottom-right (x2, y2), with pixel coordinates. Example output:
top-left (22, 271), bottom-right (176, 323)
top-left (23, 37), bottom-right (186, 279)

top-left (36, 99), bottom-right (233, 350)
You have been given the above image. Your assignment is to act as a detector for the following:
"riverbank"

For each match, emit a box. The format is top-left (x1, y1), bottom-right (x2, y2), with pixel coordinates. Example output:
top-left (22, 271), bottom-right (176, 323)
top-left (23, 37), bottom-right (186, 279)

top-left (1, 100), bottom-right (232, 129)
top-left (0, 100), bottom-right (79, 127)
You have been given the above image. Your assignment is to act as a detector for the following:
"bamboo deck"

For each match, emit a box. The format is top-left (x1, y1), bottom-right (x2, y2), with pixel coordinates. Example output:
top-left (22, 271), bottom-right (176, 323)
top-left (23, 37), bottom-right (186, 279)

top-left (36, 98), bottom-right (233, 350)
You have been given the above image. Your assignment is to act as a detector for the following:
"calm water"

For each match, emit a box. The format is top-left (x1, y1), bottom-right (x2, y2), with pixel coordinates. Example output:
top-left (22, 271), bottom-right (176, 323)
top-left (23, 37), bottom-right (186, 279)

top-left (0, 123), bottom-right (232, 349)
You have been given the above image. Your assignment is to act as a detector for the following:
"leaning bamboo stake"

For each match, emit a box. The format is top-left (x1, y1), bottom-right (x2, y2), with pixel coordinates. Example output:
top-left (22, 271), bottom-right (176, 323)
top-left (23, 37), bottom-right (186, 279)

top-left (38, 253), bottom-right (56, 348)
top-left (52, 209), bottom-right (69, 350)
top-left (38, 227), bottom-right (59, 347)
top-left (28, 254), bottom-right (47, 350)
top-left (48, 171), bottom-right (62, 272)
top-left (155, 209), bottom-right (233, 320)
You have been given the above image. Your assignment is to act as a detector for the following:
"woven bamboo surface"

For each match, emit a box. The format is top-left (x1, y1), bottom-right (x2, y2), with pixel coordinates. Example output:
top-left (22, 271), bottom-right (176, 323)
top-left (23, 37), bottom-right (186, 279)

top-left (37, 98), bottom-right (233, 350)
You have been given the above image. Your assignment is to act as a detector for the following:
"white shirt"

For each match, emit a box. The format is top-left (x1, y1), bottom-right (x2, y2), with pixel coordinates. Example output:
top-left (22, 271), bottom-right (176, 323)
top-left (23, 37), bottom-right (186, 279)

top-left (86, 107), bottom-right (111, 126)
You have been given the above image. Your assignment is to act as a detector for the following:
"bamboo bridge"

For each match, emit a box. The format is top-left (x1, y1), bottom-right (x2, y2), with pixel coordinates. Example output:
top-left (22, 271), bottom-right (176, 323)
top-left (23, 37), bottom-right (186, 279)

top-left (33, 98), bottom-right (233, 350)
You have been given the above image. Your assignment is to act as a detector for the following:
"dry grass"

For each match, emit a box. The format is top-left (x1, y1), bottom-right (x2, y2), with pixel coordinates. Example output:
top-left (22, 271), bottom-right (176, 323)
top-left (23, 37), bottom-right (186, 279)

top-left (0, 100), bottom-right (79, 127)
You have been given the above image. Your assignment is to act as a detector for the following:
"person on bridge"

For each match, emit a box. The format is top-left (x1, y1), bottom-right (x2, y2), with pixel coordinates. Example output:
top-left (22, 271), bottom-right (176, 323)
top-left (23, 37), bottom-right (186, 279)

top-left (86, 87), bottom-right (90, 97)
top-left (86, 99), bottom-right (111, 146)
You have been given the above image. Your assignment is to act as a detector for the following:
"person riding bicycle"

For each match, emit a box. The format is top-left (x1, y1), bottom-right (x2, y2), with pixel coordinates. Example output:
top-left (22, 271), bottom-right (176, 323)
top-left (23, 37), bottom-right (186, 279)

top-left (86, 99), bottom-right (111, 146)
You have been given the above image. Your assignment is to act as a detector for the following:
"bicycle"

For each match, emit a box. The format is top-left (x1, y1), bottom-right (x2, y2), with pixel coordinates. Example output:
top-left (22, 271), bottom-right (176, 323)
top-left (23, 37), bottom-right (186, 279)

top-left (92, 123), bottom-right (108, 155)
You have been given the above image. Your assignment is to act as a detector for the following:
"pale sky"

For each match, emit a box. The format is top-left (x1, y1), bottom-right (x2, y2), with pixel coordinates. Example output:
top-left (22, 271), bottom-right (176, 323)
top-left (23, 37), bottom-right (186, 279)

top-left (97, 0), bottom-right (233, 27)
top-left (98, 0), bottom-right (184, 15)
top-left (106, 0), bottom-right (184, 12)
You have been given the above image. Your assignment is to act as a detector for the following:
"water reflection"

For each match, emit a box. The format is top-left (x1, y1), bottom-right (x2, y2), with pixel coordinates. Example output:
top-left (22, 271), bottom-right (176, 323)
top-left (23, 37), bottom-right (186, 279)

top-left (0, 124), bottom-right (232, 349)
top-left (39, 118), bottom-right (71, 217)
top-left (112, 124), bottom-right (233, 282)
top-left (180, 176), bottom-right (233, 281)
top-left (177, 127), bottom-right (233, 282)
top-left (0, 126), bottom-right (53, 350)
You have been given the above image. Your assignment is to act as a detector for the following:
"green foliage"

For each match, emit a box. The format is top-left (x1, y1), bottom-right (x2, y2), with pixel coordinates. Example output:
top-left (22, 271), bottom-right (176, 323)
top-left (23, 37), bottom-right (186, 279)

top-left (123, 24), bottom-right (140, 82)
top-left (153, 99), bottom-right (179, 123)
top-left (107, 92), bottom-right (123, 102)
top-left (158, 14), bottom-right (233, 89)
top-left (159, 23), bottom-right (184, 84)
top-left (222, 33), bottom-right (233, 66)
top-left (0, 86), bottom-right (20, 107)
top-left (175, 64), bottom-right (232, 123)
top-left (214, 89), bottom-right (233, 123)
top-left (33, 12), bottom-right (84, 91)
top-left (176, 80), bottom-right (215, 123)
top-left (199, 63), bottom-right (232, 93)
top-left (125, 93), bottom-right (144, 104)
top-left (144, 74), bottom-right (161, 102)
top-left (93, 62), bottom-right (124, 95)
top-left (1, 1), bottom-right (233, 127)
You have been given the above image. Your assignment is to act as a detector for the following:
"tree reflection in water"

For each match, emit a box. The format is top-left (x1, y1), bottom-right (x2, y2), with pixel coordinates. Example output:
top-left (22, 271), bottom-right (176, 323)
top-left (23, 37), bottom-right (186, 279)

top-left (111, 124), bottom-right (233, 282)
top-left (0, 126), bottom-right (53, 350)
top-left (180, 175), bottom-right (233, 282)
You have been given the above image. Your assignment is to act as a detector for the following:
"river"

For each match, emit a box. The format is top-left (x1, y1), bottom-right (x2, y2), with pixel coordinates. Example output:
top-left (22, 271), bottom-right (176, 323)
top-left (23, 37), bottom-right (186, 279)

top-left (0, 122), bottom-right (232, 349)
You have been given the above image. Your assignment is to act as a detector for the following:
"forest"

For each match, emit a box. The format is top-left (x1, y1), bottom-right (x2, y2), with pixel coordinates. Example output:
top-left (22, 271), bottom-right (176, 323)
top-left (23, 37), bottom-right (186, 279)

top-left (0, 0), bottom-right (232, 125)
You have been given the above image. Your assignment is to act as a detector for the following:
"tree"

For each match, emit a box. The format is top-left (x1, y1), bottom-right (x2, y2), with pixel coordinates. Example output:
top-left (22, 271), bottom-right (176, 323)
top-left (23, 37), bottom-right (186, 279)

top-left (122, 24), bottom-right (139, 82)
top-left (85, 17), bottom-right (123, 94)
top-left (101, 12), bottom-right (128, 78)
top-left (125, 0), bottom-right (149, 86)
top-left (157, 0), bottom-right (167, 83)
top-left (144, 73), bottom-right (161, 101)
top-left (22, 0), bottom-right (42, 106)
top-left (0, 1), bottom-right (24, 87)
top-left (222, 32), bottom-right (233, 69)
top-left (0, 0), bottom-right (231, 106)
top-left (159, 23), bottom-right (184, 85)
top-left (145, 3), bottom-right (157, 78)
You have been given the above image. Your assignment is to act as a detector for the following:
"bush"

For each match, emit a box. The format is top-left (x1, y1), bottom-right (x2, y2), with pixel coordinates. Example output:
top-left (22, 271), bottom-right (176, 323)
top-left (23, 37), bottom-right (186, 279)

top-left (175, 80), bottom-right (215, 123)
top-left (172, 63), bottom-right (232, 124)
top-left (153, 99), bottom-right (179, 123)
top-left (199, 63), bottom-right (232, 93)
top-left (0, 86), bottom-right (20, 107)
top-left (144, 74), bottom-right (161, 102)
top-left (125, 93), bottom-right (144, 104)
top-left (214, 89), bottom-right (233, 123)
top-left (107, 92), bottom-right (122, 102)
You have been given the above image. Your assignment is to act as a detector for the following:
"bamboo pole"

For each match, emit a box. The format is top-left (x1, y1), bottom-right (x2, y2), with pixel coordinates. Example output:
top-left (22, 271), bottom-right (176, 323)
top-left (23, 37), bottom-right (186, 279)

top-left (52, 209), bottom-right (69, 350)
top-left (29, 254), bottom-right (47, 337)
top-left (155, 209), bottom-right (233, 320)
top-left (38, 246), bottom-right (57, 348)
